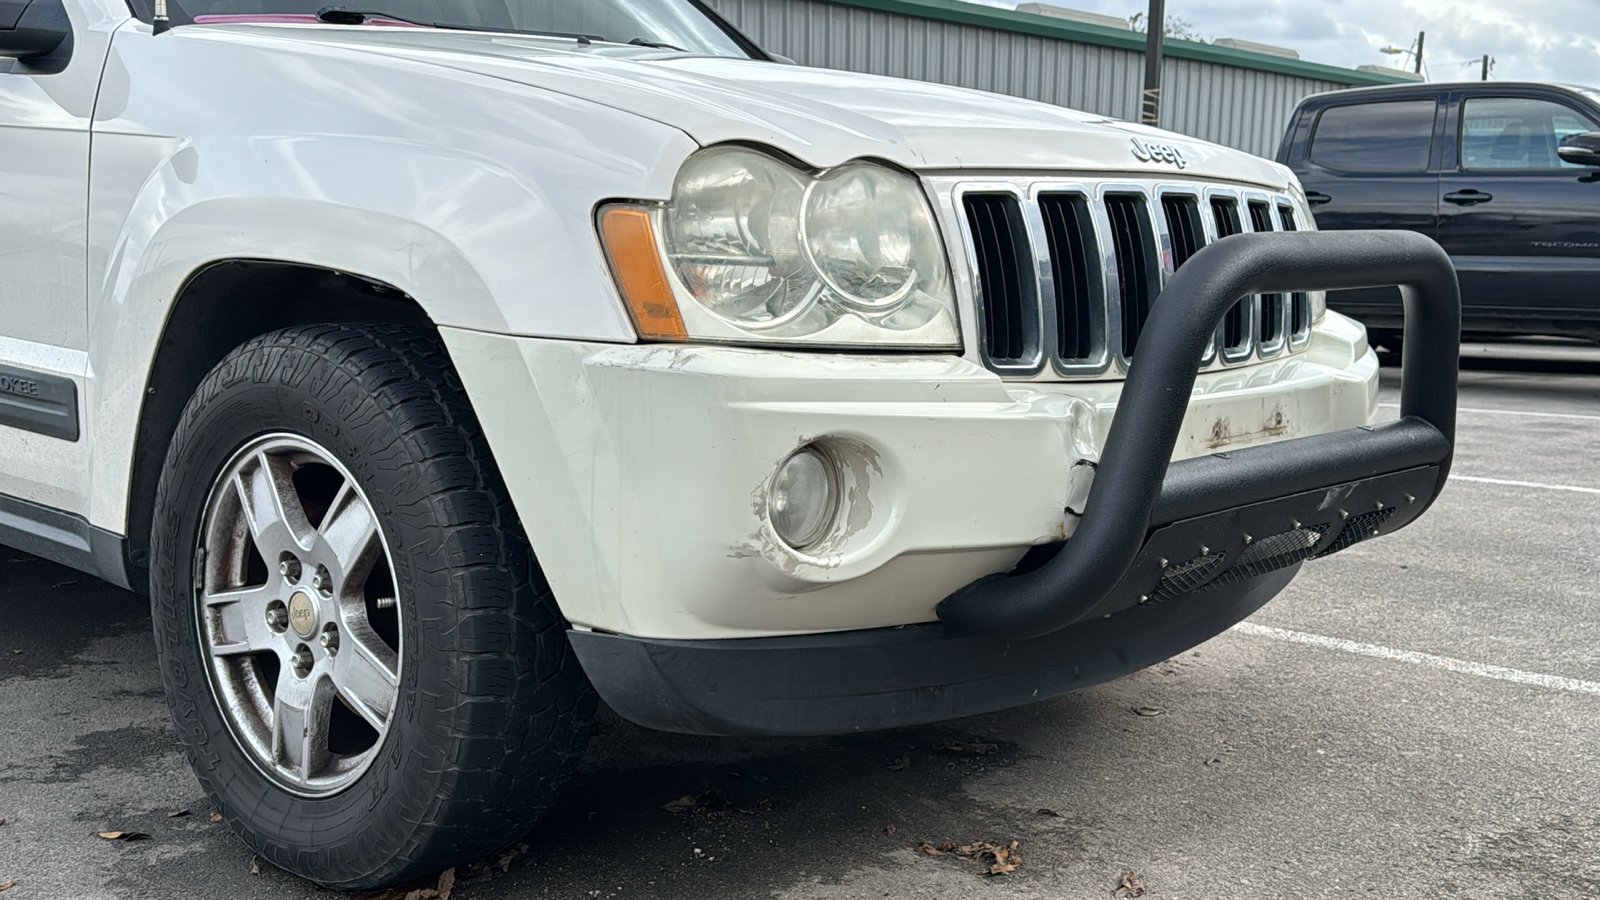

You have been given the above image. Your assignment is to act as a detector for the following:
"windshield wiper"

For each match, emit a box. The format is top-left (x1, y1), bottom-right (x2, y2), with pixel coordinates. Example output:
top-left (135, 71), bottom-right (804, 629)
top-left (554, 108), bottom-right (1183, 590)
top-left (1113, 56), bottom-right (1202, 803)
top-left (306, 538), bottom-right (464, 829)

top-left (315, 6), bottom-right (443, 26)
top-left (313, 6), bottom-right (604, 43)
top-left (627, 37), bottom-right (687, 51)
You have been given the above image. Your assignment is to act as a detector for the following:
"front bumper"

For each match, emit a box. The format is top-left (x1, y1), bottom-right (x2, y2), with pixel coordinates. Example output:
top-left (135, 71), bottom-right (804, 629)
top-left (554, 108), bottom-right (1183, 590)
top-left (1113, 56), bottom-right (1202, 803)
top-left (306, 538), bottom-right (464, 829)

top-left (443, 313), bottom-right (1376, 641)
top-left (559, 229), bottom-right (1459, 736)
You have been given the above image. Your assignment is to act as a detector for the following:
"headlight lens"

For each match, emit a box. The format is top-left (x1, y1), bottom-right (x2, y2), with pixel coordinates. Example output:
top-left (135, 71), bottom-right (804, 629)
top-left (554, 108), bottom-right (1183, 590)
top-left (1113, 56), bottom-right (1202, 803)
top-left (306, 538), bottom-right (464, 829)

top-left (603, 147), bottom-right (959, 348)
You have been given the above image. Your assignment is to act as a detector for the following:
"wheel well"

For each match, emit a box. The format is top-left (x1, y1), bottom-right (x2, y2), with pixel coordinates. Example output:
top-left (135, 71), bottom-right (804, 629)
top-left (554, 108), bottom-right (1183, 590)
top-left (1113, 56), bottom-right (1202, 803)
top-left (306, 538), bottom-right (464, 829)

top-left (124, 260), bottom-right (435, 592)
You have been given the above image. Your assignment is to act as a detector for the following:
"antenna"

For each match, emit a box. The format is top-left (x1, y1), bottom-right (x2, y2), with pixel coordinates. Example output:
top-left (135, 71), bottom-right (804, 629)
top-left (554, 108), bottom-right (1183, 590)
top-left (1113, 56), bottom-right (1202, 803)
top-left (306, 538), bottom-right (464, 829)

top-left (153, 0), bottom-right (171, 34)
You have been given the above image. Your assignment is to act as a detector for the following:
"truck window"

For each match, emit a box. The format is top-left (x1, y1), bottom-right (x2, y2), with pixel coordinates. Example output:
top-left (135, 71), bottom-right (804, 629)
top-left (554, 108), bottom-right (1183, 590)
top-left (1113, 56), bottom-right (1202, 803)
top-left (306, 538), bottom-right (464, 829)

top-left (1309, 100), bottom-right (1437, 172)
top-left (1460, 96), bottom-right (1600, 170)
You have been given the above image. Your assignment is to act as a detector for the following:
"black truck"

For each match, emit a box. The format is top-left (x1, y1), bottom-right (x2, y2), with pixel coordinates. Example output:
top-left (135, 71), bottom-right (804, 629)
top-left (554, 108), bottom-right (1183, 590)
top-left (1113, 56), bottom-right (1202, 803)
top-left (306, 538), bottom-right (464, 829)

top-left (1278, 82), bottom-right (1600, 349)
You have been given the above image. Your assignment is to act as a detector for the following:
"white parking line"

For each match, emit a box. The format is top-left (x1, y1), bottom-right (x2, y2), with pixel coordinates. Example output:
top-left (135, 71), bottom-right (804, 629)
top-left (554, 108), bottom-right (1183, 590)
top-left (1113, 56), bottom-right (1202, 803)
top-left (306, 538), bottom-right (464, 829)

top-left (1378, 402), bottom-right (1600, 423)
top-left (1232, 622), bottom-right (1600, 697)
top-left (1451, 475), bottom-right (1600, 496)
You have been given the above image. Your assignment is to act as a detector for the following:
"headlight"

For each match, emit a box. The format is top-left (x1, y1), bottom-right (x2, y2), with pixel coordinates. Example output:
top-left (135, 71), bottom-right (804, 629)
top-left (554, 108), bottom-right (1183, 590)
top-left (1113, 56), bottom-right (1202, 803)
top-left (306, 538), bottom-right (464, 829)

top-left (599, 146), bottom-right (959, 348)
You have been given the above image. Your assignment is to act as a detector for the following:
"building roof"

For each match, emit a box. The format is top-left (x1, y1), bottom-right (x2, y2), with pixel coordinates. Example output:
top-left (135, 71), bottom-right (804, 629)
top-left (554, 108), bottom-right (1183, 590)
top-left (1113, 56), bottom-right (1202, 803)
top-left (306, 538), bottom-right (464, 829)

top-left (820, 0), bottom-right (1412, 87)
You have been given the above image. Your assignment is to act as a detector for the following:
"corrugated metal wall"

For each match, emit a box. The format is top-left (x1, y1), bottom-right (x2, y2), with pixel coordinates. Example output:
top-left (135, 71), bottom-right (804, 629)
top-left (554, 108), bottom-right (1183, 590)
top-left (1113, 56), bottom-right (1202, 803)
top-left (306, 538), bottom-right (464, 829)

top-left (704, 0), bottom-right (1348, 157)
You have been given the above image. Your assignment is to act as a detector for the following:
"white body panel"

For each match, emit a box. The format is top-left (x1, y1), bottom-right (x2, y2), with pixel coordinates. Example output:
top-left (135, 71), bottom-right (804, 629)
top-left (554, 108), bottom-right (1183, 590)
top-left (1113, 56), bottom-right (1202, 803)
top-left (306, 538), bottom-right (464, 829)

top-left (0, 0), bottom-right (124, 512)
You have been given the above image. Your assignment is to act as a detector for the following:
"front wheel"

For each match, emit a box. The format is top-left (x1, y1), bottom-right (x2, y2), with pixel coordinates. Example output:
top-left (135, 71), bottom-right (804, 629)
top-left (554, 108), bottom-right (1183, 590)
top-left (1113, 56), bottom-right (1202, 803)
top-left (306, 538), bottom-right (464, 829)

top-left (150, 324), bottom-right (595, 889)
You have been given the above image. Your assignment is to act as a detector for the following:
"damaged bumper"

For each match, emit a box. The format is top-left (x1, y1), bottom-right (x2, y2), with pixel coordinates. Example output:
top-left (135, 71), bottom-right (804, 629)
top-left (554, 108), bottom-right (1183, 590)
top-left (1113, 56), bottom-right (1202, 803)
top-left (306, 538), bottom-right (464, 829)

top-left (559, 230), bottom-right (1460, 735)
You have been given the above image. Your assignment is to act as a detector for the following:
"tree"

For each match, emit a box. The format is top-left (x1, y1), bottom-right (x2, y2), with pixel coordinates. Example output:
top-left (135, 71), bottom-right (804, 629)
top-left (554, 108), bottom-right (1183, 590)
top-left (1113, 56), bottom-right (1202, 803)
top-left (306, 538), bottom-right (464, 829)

top-left (1127, 11), bottom-right (1204, 41)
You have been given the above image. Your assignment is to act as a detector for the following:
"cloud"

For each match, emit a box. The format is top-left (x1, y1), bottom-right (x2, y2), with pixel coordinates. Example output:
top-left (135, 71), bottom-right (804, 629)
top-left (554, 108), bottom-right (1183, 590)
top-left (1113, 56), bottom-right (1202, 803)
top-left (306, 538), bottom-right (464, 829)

top-left (957, 0), bottom-right (1600, 85)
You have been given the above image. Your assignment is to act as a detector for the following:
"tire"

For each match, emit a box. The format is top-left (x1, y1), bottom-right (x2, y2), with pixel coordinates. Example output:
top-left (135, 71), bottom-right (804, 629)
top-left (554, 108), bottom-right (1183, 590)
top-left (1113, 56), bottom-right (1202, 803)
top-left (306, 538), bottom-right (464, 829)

top-left (149, 324), bottom-right (595, 889)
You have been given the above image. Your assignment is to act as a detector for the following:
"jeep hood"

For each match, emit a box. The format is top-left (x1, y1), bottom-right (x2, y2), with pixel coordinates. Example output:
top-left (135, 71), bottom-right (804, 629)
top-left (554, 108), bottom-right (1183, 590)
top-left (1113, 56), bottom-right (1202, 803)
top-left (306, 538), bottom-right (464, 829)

top-left (189, 25), bottom-right (1293, 188)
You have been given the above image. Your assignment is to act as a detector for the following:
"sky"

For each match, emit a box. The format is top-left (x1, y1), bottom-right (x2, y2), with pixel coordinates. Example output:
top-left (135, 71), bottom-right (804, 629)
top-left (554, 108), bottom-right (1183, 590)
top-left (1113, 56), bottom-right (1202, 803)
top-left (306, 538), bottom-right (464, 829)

top-left (964, 0), bottom-right (1600, 86)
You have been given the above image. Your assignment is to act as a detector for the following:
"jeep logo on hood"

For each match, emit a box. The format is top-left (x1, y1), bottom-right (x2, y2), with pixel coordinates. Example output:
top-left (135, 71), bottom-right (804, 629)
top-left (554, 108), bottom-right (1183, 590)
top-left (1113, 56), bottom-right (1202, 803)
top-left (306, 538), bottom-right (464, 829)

top-left (1130, 137), bottom-right (1188, 169)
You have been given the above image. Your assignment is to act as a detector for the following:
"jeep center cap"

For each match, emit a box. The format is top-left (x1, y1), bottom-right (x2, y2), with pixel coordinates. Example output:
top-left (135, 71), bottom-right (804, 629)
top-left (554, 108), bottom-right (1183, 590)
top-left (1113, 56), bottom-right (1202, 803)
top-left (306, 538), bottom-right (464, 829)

top-left (288, 590), bottom-right (318, 637)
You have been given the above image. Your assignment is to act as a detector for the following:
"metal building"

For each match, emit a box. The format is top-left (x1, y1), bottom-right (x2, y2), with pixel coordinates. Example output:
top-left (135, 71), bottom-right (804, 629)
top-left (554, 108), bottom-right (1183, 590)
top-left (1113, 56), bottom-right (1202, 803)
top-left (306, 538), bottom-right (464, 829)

top-left (703, 0), bottom-right (1406, 157)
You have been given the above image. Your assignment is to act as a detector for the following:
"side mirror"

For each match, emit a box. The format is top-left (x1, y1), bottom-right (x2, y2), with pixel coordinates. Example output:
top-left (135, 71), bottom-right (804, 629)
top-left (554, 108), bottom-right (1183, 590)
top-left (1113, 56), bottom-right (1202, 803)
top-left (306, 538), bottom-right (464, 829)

top-left (1557, 131), bottom-right (1600, 167)
top-left (0, 0), bottom-right (70, 60)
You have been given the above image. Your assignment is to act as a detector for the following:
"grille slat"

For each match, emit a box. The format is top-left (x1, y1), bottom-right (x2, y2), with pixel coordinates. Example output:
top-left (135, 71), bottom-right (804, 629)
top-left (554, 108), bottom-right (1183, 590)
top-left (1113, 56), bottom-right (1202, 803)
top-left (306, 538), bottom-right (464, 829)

top-left (1278, 204), bottom-right (1313, 342)
top-left (1248, 200), bottom-right (1287, 350)
top-left (963, 193), bottom-right (1035, 365)
top-left (1038, 193), bottom-right (1098, 362)
top-left (1105, 194), bottom-right (1158, 360)
top-left (1210, 197), bottom-right (1250, 356)
top-left (1160, 194), bottom-right (1205, 270)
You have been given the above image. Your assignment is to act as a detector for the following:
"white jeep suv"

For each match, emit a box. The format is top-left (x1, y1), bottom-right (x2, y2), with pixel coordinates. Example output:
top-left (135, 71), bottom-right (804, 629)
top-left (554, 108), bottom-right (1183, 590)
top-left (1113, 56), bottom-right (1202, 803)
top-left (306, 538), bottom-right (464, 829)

top-left (0, 0), bottom-right (1461, 889)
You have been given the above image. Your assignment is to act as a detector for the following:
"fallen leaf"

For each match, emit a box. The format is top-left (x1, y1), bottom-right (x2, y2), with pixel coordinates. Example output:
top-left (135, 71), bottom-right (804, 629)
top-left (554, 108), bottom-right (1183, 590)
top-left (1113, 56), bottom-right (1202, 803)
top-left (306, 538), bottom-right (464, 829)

top-left (250, 858), bottom-right (261, 876)
top-left (1037, 808), bottom-right (1062, 817)
top-left (209, 812), bottom-right (223, 823)
top-left (97, 831), bottom-right (150, 841)
top-left (0, 881), bottom-right (14, 892)
top-left (0, 817), bottom-right (6, 826)
top-left (662, 795), bottom-right (699, 813)
top-left (884, 824), bottom-right (897, 836)
top-left (984, 841), bottom-right (1023, 875)
top-left (437, 867), bottom-right (455, 900)
top-left (1204, 757), bottom-right (1220, 766)
top-left (1113, 869), bottom-right (1148, 898)
top-left (1133, 707), bottom-right (1165, 717)
top-left (885, 756), bottom-right (910, 771)
top-left (166, 809), bottom-right (190, 819)
top-left (916, 839), bottom-right (1022, 875)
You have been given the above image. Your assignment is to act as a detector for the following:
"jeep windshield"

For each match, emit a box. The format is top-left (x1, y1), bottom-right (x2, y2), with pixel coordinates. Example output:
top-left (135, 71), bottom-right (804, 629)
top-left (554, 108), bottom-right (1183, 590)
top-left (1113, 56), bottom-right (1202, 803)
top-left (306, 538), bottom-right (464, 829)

top-left (161, 0), bottom-right (755, 57)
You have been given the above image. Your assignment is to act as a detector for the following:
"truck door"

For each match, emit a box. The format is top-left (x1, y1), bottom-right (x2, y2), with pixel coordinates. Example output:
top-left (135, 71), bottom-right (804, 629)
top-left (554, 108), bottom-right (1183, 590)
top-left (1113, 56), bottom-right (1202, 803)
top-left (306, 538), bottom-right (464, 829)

top-left (0, 1), bottom-right (108, 522)
top-left (1290, 96), bottom-right (1443, 326)
top-left (1437, 91), bottom-right (1600, 335)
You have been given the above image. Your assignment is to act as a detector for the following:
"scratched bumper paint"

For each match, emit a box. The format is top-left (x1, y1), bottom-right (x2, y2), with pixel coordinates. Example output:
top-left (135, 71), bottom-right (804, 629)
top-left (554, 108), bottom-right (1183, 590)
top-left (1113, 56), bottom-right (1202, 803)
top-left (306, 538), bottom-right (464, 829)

top-left (441, 311), bottom-right (1377, 641)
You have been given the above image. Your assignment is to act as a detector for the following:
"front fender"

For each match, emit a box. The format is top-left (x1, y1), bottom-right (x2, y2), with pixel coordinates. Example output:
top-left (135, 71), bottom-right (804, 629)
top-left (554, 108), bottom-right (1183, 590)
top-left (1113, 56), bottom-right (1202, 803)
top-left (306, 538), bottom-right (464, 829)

top-left (83, 26), bottom-right (700, 534)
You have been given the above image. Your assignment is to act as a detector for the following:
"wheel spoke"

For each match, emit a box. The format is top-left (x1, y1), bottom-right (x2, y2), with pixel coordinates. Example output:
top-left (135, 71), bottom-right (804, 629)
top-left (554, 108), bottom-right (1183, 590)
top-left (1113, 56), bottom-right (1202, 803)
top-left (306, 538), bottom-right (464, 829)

top-left (272, 671), bottom-right (335, 784)
top-left (332, 627), bottom-right (399, 732)
top-left (203, 584), bottom-right (278, 656)
top-left (319, 478), bottom-right (380, 585)
top-left (235, 452), bottom-right (316, 553)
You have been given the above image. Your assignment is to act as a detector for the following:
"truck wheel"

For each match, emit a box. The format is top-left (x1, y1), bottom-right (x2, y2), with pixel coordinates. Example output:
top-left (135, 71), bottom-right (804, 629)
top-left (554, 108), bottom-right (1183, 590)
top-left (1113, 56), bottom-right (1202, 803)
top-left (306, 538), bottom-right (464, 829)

top-left (149, 324), bottom-right (595, 890)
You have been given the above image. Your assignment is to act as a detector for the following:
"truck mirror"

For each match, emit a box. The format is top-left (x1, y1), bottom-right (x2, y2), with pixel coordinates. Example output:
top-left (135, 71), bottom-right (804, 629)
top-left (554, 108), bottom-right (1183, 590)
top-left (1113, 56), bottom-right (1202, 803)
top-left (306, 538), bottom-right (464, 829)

top-left (0, 0), bottom-right (70, 60)
top-left (1557, 131), bottom-right (1600, 167)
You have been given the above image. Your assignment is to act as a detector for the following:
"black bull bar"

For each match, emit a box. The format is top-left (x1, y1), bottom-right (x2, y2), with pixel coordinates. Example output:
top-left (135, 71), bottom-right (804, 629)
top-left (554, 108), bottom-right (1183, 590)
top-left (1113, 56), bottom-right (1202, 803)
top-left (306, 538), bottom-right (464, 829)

top-left (937, 229), bottom-right (1460, 639)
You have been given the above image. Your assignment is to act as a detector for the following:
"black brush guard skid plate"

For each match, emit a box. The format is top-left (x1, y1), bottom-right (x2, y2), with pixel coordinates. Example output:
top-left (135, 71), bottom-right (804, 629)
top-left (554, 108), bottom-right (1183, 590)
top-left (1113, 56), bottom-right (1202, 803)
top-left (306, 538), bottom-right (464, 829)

top-left (937, 229), bottom-right (1459, 637)
top-left (568, 230), bottom-right (1459, 736)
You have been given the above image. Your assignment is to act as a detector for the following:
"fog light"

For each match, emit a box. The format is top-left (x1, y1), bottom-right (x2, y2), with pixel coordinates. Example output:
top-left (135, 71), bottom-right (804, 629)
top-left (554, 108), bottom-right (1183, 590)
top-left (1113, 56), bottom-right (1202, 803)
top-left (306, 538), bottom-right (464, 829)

top-left (769, 446), bottom-right (839, 550)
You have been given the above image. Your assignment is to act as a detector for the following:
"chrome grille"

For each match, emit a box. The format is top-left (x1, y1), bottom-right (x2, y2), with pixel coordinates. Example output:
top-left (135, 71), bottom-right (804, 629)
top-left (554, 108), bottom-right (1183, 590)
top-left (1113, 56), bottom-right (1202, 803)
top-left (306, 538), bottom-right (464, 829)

top-left (948, 179), bottom-right (1314, 380)
top-left (962, 192), bottom-right (1037, 368)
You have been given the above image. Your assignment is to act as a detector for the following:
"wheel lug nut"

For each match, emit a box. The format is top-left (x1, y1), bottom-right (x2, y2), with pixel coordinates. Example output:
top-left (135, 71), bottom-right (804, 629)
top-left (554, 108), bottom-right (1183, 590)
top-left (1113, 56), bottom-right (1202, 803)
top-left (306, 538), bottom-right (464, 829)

top-left (279, 556), bottom-right (302, 583)
top-left (319, 626), bottom-right (340, 656)
top-left (265, 602), bottom-right (289, 632)
top-left (291, 647), bottom-right (314, 677)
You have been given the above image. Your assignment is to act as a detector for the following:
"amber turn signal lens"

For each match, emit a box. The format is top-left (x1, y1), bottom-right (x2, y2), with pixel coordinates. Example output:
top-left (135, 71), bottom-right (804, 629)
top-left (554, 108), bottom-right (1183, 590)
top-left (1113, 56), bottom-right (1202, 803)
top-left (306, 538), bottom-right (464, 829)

top-left (599, 206), bottom-right (688, 341)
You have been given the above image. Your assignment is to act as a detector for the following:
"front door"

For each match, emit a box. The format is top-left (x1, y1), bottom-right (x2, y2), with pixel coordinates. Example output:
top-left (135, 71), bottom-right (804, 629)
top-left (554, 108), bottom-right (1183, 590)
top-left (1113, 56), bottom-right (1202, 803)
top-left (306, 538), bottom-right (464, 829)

top-left (0, 13), bottom-right (100, 513)
top-left (1437, 92), bottom-right (1600, 335)
top-left (1292, 96), bottom-right (1443, 323)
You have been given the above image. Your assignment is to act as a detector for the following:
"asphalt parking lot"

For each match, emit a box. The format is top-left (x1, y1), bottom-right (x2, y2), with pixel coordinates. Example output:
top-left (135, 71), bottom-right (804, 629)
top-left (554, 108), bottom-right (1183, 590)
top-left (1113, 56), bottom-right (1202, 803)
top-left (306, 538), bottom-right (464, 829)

top-left (2, 339), bottom-right (1597, 900)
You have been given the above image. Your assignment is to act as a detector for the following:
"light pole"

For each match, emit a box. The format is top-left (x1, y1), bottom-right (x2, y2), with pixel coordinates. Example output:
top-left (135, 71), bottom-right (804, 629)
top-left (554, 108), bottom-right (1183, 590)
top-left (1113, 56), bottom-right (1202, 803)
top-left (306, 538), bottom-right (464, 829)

top-left (1141, 0), bottom-right (1164, 126)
